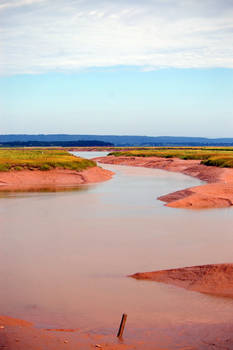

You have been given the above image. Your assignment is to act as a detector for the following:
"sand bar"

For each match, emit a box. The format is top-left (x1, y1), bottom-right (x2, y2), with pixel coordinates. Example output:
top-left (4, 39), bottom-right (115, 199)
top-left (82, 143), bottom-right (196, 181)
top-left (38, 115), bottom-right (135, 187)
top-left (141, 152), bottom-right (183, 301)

top-left (130, 263), bottom-right (233, 298)
top-left (0, 166), bottom-right (114, 191)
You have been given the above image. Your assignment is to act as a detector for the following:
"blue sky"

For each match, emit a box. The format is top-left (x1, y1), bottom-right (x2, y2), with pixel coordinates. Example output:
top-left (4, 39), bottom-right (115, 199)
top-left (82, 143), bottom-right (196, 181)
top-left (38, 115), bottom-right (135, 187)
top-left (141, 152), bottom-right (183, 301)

top-left (0, 0), bottom-right (233, 137)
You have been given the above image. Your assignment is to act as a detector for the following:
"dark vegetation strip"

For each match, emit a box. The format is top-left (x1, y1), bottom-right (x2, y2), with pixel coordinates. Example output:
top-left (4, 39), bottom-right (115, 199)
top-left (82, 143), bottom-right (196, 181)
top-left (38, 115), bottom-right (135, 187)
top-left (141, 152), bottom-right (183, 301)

top-left (0, 140), bottom-right (113, 147)
top-left (0, 149), bottom-right (96, 172)
top-left (109, 148), bottom-right (233, 168)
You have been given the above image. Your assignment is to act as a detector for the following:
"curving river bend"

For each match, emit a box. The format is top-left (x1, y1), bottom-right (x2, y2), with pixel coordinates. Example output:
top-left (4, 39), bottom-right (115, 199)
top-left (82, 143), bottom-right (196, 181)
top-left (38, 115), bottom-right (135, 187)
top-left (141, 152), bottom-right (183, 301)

top-left (0, 151), bottom-right (233, 338)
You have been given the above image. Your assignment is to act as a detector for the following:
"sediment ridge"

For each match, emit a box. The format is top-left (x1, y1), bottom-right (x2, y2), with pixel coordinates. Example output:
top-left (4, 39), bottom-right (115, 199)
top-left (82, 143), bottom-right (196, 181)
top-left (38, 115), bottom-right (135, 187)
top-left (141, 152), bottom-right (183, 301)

top-left (130, 263), bottom-right (233, 298)
top-left (95, 155), bottom-right (233, 209)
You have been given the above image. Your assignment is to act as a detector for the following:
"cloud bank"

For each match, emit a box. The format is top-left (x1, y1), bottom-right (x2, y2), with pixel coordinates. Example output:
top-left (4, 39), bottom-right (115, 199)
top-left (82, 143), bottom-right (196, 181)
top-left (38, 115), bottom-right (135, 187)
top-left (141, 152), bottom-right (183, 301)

top-left (1, 0), bottom-right (233, 75)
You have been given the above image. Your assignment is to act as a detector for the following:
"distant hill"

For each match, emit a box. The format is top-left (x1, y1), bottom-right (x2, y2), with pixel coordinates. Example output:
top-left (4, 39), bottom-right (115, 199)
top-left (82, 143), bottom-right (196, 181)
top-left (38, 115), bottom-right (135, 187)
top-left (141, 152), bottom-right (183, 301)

top-left (0, 134), bottom-right (233, 147)
top-left (0, 140), bottom-right (113, 148)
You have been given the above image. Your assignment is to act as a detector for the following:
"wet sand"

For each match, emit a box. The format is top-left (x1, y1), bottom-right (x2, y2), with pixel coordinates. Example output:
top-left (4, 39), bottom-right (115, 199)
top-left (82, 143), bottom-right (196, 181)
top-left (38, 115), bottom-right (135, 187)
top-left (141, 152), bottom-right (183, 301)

top-left (1, 315), bottom-right (233, 350)
top-left (0, 315), bottom-right (131, 350)
top-left (96, 156), bottom-right (233, 209)
top-left (0, 166), bottom-right (114, 191)
top-left (131, 263), bottom-right (233, 298)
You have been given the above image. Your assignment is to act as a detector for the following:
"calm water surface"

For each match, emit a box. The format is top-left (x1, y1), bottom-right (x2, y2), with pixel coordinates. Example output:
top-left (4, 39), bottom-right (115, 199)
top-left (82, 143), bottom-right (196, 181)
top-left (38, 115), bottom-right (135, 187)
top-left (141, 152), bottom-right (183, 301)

top-left (0, 151), bottom-right (233, 333)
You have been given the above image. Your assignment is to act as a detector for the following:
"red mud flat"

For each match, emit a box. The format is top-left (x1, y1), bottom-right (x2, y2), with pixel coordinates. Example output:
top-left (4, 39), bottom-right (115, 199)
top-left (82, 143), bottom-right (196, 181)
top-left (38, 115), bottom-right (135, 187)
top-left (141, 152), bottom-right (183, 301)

top-left (130, 263), bottom-right (233, 298)
top-left (0, 166), bottom-right (113, 192)
top-left (95, 155), bottom-right (233, 209)
top-left (0, 315), bottom-right (131, 350)
top-left (1, 315), bottom-right (233, 350)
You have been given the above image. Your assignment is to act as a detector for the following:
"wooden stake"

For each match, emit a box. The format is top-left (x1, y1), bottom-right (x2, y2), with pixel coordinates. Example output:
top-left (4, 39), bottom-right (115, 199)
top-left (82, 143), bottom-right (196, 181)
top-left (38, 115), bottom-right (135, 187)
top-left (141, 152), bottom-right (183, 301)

top-left (117, 314), bottom-right (127, 338)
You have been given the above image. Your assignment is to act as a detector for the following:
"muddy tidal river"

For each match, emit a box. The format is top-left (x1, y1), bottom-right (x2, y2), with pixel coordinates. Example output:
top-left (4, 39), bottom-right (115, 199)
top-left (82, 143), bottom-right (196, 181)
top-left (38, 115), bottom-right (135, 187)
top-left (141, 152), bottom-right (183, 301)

top-left (1, 151), bottom-right (233, 338)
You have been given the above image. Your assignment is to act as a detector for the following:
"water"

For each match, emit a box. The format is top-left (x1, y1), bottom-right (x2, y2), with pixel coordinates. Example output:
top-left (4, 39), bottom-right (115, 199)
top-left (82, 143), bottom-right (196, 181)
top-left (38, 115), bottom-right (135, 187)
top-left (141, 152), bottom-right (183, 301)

top-left (0, 151), bottom-right (233, 335)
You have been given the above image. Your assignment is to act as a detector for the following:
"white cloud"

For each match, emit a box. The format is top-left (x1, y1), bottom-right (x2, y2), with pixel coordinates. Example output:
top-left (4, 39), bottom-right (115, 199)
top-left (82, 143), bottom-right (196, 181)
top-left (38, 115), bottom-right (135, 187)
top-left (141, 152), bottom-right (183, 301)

top-left (0, 0), bottom-right (45, 11)
top-left (0, 0), bottom-right (233, 75)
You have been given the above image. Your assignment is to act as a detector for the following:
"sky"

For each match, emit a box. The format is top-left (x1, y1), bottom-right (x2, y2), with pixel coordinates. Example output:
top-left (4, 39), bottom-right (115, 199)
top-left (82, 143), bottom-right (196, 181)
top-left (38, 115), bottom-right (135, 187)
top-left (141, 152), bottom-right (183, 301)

top-left (0, 0), bottom-right (233, 137)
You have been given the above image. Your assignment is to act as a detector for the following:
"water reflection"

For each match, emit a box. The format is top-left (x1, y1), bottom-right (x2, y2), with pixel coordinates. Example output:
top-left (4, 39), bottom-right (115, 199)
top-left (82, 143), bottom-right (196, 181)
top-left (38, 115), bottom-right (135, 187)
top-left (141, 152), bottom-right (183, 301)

top-left (0, 184), bottom-right (88, 197)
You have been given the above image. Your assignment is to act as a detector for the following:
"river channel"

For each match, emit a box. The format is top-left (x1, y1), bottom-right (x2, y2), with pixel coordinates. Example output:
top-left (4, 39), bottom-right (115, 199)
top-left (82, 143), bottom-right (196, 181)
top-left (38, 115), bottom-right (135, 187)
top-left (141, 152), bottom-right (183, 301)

top-left (0, 151), bottom-right (233, 337)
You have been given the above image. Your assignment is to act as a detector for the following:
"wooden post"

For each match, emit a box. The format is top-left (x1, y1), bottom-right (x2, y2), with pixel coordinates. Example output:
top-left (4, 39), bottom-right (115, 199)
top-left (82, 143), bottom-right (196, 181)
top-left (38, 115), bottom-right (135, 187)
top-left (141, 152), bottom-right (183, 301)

top-left (117, 314), bottom-right (127, 338)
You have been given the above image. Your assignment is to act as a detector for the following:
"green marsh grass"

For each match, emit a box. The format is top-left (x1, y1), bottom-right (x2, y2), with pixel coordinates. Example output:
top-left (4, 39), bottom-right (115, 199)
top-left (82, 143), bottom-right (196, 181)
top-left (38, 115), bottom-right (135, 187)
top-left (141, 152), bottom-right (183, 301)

top-left (0, 149), bottom-right (96, 172)
top-left (109, 147), bottom-right (233, 168)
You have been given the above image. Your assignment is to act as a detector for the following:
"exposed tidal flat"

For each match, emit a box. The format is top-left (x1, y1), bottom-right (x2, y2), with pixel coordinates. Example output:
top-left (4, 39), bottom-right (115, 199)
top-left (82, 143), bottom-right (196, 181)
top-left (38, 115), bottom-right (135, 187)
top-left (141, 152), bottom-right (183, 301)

top-left (1, 151), bottom-right (233, 349)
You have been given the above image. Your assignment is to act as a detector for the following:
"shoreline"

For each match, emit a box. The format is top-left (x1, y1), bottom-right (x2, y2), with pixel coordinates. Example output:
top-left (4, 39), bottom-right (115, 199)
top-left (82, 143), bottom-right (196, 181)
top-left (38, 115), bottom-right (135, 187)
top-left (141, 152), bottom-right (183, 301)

top-left (0, 315), bottom-right (131, 350)
top-left (0, 166), bottom-right (114, 191)
top-left (95, 155), bottom-right (233, 209)
top-left (1, 314), bottom-right (233, 349)
top-left (130, 263), bottom-right (233, 298)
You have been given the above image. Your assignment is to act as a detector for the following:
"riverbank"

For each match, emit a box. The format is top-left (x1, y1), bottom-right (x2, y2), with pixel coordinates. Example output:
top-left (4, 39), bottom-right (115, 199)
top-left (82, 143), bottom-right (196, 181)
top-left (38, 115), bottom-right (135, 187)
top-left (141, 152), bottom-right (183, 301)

top-left (0, 166), bottom-right (114, 191)
top-left (131, 263), bottom-right (233, 298)
top-left (95, 155), bottom-right (233, 209)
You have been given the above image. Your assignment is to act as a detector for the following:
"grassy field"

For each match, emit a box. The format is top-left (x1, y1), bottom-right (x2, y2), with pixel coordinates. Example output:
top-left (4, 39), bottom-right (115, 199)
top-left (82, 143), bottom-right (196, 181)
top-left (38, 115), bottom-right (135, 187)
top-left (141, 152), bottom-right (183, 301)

top-left (109, 147), bottom-right (233, 168)
top-left (0, 149), bottom-right (96, 172)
